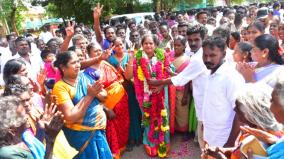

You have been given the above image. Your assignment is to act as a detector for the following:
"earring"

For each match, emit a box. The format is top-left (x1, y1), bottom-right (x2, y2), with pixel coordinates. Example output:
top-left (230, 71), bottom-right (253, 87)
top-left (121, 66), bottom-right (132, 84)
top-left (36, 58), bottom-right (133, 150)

top-left (262, 54), bottom-right (266, 58)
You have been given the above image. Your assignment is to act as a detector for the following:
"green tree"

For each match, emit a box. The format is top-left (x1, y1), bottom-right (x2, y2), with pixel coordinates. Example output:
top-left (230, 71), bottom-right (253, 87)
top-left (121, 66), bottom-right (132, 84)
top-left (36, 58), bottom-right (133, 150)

top-left (0, 0), bottom-right (27, 35)
top-left (33, 0), bottom-right (153, 25)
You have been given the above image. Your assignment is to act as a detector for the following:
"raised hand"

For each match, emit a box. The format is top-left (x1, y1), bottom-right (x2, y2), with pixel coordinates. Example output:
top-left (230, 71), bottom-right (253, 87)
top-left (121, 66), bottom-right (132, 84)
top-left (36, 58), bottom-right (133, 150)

top-left (100, 51), bottom-right (111, 61)
top-left (44, 111), bottom-right (64, 141)
top-left (38, 103), bottom-right (58, 129)
top-left (93, 3), bottom-right (104, 19)
top-left (45, 93), bottom-right (58, 106)
top-left (29, 78), bottom-right (40, 93)
top-left (100, 44), bottom-right (114, 60)
top-left (240, 126), bottom-right (278, 144)
top-left (128, 45), bottom-right (135, 61)
top-left (37, 67), bottom-right (46, 87)
top-left (65, 21), bottom-right (75, 37)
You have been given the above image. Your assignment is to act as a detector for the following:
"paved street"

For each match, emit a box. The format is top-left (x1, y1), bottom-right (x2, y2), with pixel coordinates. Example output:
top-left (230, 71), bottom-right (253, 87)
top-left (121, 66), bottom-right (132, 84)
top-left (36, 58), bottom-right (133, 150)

top-left (122, 134), bottom-right (201, 159)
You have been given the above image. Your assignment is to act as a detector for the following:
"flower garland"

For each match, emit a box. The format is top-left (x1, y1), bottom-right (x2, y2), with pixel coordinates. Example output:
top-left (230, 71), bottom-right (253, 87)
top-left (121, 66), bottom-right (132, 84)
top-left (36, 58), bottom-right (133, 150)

top-left (134, 48), bottom-right (169, 157)
top-left (135, 48), bottom-right (165, 106)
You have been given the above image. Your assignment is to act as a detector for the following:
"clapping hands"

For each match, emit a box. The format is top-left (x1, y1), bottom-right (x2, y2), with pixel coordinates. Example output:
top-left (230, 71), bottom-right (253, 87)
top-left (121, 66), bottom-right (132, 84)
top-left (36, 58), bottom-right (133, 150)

top-left (236, 62), bottom-right (256, 82)
top-left (87, 81), bottom-right (104, 98)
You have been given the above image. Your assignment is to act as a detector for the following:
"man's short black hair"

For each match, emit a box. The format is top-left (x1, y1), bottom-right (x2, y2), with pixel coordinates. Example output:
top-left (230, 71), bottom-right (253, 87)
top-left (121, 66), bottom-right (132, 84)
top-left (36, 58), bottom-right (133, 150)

top-left (128, 20), bottom-right (136, 28)
top-left (15, 37), bottom-right (30, 48)
top-left (202, 36), bottom-right (226, 52)
top-left (103, 26), bottom-right (116, 35)
top-left (177, 22), bottom-right (188, 28)
top-left (187, 25), bottom-right (206, 40)
top-left (196, 11), bottom-right (208, 19)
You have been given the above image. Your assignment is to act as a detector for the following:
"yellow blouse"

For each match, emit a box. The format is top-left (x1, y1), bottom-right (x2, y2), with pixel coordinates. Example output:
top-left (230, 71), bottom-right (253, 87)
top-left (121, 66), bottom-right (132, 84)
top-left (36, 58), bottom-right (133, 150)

top-left (52, 80), bottom-right (78, 159)
top-left (52, 80), bottom-right (75, 105)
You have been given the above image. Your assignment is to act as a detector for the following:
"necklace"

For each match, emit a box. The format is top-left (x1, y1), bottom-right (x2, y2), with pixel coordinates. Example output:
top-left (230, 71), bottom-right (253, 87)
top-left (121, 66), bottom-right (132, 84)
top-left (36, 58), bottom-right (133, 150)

top-left (62, 78), bottom-right (77, 87)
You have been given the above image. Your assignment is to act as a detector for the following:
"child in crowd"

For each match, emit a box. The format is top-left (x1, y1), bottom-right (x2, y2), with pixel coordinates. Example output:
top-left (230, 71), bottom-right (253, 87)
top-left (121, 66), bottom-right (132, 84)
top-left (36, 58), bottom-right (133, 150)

top-left (40, 50), bottom-right (60, 90)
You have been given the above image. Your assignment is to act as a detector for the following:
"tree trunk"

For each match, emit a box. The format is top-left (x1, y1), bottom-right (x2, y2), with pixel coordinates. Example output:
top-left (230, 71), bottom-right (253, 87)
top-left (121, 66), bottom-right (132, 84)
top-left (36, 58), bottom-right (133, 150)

top-left (153, 0), bottom-right (159, 12)
top-left (225, 0), bottom-right (230, 6)
top-left (126, 2), bottom-right (134, 13)
top-left (10, 6), bottom-right (18, 36)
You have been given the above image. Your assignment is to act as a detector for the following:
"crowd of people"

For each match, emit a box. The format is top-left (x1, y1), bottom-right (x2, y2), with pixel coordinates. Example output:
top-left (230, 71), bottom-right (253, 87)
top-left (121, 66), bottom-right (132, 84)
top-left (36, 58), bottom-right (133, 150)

top-left (1, 1), bottom-right (284, 159)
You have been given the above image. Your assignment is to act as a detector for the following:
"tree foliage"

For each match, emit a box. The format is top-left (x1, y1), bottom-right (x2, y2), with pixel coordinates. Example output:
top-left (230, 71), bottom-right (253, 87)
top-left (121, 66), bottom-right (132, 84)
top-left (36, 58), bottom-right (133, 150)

top-left (32, 0), bottom-right (275, 25)
top-left (32, 0), bottom-right (155, 24)
top-left (0, 0), bottom-right (27, 34)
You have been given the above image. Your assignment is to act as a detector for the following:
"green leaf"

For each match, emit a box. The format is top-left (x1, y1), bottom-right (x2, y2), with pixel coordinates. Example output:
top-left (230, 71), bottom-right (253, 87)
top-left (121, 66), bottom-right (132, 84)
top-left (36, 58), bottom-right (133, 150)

top-left (143, 101), bottom-right (152, 108)
top-left (155, 48), bottom-right (165, 62)
top-left (135, 49), bottom-right (143, 65)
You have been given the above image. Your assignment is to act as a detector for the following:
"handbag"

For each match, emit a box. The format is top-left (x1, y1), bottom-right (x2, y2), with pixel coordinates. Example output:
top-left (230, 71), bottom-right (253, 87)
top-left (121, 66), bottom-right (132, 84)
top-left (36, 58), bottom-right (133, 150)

top-left (103, 81), bottom-right (125, 109)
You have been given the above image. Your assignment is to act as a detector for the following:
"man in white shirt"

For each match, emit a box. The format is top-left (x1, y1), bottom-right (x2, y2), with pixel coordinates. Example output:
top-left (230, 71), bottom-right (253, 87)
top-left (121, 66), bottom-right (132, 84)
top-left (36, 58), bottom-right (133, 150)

top-left (202, 36), bottom-right (244, 147)
top-left (0, 37), bottom-right (12, 86)
top-left (212, 26), bottom-right (235, 64)
top-left (0, 37), bottom-right (12, 70)
top-left (186, 25), bottom-right (207, 57)
top-left (9, 37), bottom-right (42, 81)
top-left (39, 25), bottom-right (53, 44)
top-left (196, 11), bottom-right (214, 36)
top-left (148, 25), bottom-right (208, 149)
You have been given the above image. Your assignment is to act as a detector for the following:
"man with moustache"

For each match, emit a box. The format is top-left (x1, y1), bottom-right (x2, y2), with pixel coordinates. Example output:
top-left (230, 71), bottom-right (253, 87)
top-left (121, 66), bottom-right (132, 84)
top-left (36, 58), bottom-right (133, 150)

top-left (129, 30), bottom-right (141, 50)
top-left (202, 36), bottom-right (245, 147)
top-left (196, 11), bottom-right (214, 36)
top-left (10, 37), bottom-right (42, 81)
top-left (93, 3), bottom-right (116, 50)
top-left (177, 22), bottom-right (188, 37)
top-left (147, 24), bottom-right (208, 149)
top-left (186, 25), bottom-right (206, 57)
top-left (177, 22), bottom-right (190, 54)
top-left (149, 36), bottom-right (244, 148)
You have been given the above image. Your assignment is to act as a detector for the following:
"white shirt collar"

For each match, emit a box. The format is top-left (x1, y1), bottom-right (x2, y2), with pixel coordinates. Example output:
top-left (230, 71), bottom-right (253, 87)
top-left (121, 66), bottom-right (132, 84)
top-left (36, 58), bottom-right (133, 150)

top-left (14, 52), bottom-right (34, 58)
top-left (211, 61), bottom-right (229, 76)
top-left (195, 48), bottom-right (202, 55)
